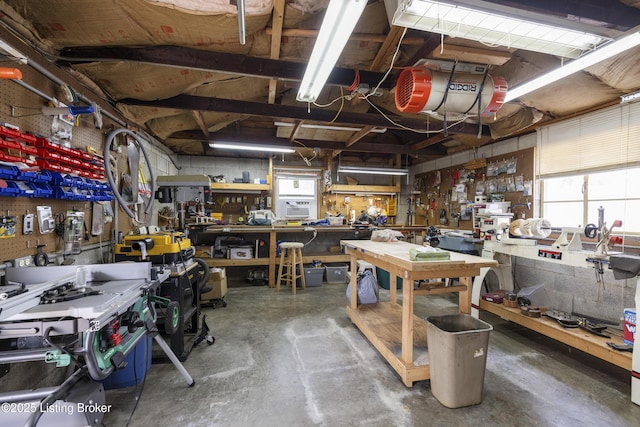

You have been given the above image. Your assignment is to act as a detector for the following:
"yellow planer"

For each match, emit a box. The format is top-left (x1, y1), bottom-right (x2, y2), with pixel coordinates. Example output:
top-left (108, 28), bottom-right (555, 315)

top-left (115, 231), bottom-right (195, 264)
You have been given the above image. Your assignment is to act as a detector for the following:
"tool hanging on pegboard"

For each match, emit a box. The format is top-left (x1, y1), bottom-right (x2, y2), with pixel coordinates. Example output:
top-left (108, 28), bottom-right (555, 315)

top-left (55, 210), bottom-right (85, 255)
top-left (0, 215), bottom-right (17, 238)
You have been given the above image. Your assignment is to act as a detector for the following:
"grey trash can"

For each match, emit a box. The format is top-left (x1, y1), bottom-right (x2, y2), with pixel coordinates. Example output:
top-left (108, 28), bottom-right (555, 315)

top-left (426, 313), bottom-right (493, 408)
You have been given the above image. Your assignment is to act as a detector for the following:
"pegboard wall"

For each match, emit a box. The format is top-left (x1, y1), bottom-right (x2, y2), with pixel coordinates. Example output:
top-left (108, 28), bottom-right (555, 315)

top-left (414, 147), bottom-right (535, 228)
top-left (0, 60), bottom-right (124, 263)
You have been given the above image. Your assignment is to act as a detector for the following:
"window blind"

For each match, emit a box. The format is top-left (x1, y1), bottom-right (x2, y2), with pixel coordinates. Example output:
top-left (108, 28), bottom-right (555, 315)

top-left (537, 102), bottom-right (640, 177)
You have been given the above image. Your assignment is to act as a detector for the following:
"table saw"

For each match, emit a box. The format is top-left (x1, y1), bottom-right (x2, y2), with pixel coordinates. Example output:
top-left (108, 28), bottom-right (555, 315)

top-left (0, 263), bottom-right (195, 427)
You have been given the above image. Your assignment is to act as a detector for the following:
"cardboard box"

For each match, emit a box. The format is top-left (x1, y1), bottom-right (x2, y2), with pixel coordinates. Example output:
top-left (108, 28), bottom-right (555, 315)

top-left (201, 268), bottom-right (227, 301)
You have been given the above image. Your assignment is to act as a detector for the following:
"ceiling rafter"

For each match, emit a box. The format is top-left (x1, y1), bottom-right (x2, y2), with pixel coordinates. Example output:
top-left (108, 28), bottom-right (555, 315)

top-left (267, 0), bottom-right (285, 104)
top-left (58, 46), bottom-right (394, 90)
top-left (119, 94), bottom-right (492, 136)
top-left (172, 130), bottom-right (443, 157)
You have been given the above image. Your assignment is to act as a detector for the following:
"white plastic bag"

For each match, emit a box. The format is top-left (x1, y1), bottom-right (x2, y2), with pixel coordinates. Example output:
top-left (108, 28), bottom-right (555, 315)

top-left (346, 271), bottom-right (379, 305)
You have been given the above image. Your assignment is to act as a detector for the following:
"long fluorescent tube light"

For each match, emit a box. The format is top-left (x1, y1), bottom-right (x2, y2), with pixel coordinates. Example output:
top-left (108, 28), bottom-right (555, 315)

top-left (0, 40), bottom-right (28, 64)
top-left (296, 0), bottom-right (368, 103)
top-left (338, 166), bottom-right (409, 176)
top-left (505, 28), bottom-right (640, 102)
top-left (621, 89), bottom-right (640, 104)
top-left (274, 121), bottom-right (387, 133)
top-left (210, 142), bottom-right (294, 153)
top-left (391, 0), bottom-right (609, 58)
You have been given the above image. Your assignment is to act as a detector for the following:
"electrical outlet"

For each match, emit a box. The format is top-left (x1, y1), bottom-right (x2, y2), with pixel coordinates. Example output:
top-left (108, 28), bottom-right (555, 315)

top-left (14, 256), bottom-right (33, 268)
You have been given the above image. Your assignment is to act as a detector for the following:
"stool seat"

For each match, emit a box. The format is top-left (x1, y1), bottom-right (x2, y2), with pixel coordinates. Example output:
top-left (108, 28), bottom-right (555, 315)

top-left (276, 242), bottom-right (305, 294)
top-left (279, 242), bottom-right (304, 249)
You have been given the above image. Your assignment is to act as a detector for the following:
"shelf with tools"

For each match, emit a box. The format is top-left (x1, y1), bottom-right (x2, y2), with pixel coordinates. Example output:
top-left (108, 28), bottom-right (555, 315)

top-left (191, 226), bottom-right (359, 287)
top-left (479, 300), bottom-right (632, 370)
top-left (326, 184), bottom-right (401, 194)
top-left (209, 183), bottom-right (271, 192)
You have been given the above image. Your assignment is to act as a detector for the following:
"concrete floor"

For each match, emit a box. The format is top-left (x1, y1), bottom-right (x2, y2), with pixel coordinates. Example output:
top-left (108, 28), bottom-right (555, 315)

top-left (103, 284), bottom-right (640, 427)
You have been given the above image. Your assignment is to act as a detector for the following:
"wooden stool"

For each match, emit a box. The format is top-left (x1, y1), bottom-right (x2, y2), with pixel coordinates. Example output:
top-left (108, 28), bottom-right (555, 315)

top-left (276, 242), bottom-right (305, 294)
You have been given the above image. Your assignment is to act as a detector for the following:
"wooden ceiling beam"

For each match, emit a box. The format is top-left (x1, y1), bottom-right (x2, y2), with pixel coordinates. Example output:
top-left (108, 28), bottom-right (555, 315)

top-left (288, 120), bottom-right (303, 142)
top-left (409, 133), bottom-right (450, 150)
top-left (265, 27), bottom-right (426, 45)
top-left (369, 25), bottom-right (405, 72)
top-left (267, 0), bottom-right (285, 104)
top-left (59, 46), bottom-right (393, 90)
top-left (431, 44), bottom-right (512, 66)
top-left (190, 110), bottom-right (210, 137)
top-left (345, 126), bottom-right (374, 147)
top-left (172, 131), bottom-right (443, 156)
top-left (120, 94), bottom-right (491, 136)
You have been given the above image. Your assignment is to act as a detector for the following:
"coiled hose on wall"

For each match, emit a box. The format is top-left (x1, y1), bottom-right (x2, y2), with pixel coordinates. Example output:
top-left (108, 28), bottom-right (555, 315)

top-left (104, 128), bottom-right (156, 221)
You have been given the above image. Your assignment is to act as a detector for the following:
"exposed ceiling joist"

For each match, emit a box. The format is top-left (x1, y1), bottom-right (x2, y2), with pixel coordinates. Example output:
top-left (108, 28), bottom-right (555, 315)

top-left (267, 0), bottom-right (285, 104)
top-left (288, 120), bottom-right (302, 142)
top-left (264, 27), bottom-right (426, 45)
top-left (431, 44), bottom-right (512, 66)
top-left (190, 110), bottom-right (209, 137)
top-left (367, 25), bottom-right (404, 72)
top-left (172, 130), bottom-right (444, 157)
top-left (58, 46), bottom-right (393, 90)
top-left (119, 94), bottom-right (492, 136)
top-left (345, 126), bottom-right (375, 147)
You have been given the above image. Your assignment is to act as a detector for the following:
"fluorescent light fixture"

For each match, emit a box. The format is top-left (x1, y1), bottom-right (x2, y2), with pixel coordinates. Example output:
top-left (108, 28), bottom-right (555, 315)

top-left (296, 0), bottom-right (368, 103)
top-left (391, 0), bottom-right (610, 58)
top-left (505, 28), bottom-right (640, 102)
top-left (210, 142), bottom-right (294, 153)
top-left (338, 166), bottom-right (409, 176)
top-left (274, 121), bottom-right (387, 133)
top-left (621, 89), bottom-right (640, 104)
top-left (0, 40), bottom-right (28, 64)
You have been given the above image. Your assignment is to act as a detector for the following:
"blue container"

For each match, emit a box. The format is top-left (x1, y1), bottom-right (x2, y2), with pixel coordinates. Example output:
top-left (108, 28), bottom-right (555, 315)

top-left (101, 335), bottom-right (152, 389)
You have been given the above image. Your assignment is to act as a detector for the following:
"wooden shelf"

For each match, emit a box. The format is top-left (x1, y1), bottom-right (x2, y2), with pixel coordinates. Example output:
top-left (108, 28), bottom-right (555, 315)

top-left (347, 303), bottom-right (430, 385)
top-left (210, 183), bottom-right (271, 191)
top-left (327, 184), bottom-right (400, 194)
top-left (479, 300), bottom-right (632, 371)
top-left (201, 258), bottom-right (270, 267)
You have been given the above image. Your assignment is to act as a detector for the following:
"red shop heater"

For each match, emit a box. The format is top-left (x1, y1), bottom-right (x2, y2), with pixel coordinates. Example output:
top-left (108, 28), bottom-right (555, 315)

top-left (395, 63), bottom-right (507, 120)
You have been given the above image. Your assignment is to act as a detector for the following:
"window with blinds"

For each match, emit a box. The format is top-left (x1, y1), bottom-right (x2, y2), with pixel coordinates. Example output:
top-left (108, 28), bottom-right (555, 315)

top-left (537, 102), bottom-right (640, 178)
top-left (538, 102), bottom-right (640, 232)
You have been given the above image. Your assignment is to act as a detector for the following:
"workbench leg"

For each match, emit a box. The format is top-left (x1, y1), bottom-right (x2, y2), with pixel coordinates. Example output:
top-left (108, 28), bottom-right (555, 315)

top-left (390, 269), bottom-right (398, 305)
top-left (458, 276), bottom-right (472, 314)
top-left (268, 230), bottom-right (276, 288)
top-left (349, 254), bottom-right (358, 309)
top-left (400, 274), bottom-right (414, 365)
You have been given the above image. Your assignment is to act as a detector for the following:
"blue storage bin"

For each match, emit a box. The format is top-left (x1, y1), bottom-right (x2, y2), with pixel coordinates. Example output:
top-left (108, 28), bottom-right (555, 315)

top-left (68, 176), bottom-right (85, 188)
top-left (33, 170), bottom-right (53, 183)
top-left (32, 182), bottom-right (53, 198)
top-left (0, 165), bottom-right (18, 179)
top-left (49, 172), bottom-right (74, 186)
top-left (100, 336), bottom-right (153, 390)
top-left (17, 170), bottom-right (38, 182)
top-left (53, 186), bottom-right (75, 200)
top-left (12, 181), bottom-right (35, 197)
top-left (0, 181), bottom-right (20, 197)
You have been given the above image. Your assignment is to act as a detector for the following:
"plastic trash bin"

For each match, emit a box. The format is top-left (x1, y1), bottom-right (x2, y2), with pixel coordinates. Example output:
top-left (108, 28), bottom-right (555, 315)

top-left (425, 314), bottom-right (493, 408)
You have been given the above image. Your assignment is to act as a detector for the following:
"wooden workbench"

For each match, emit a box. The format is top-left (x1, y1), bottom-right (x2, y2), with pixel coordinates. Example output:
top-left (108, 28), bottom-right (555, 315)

top-left (341, 239), bottom-right (498, 386)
